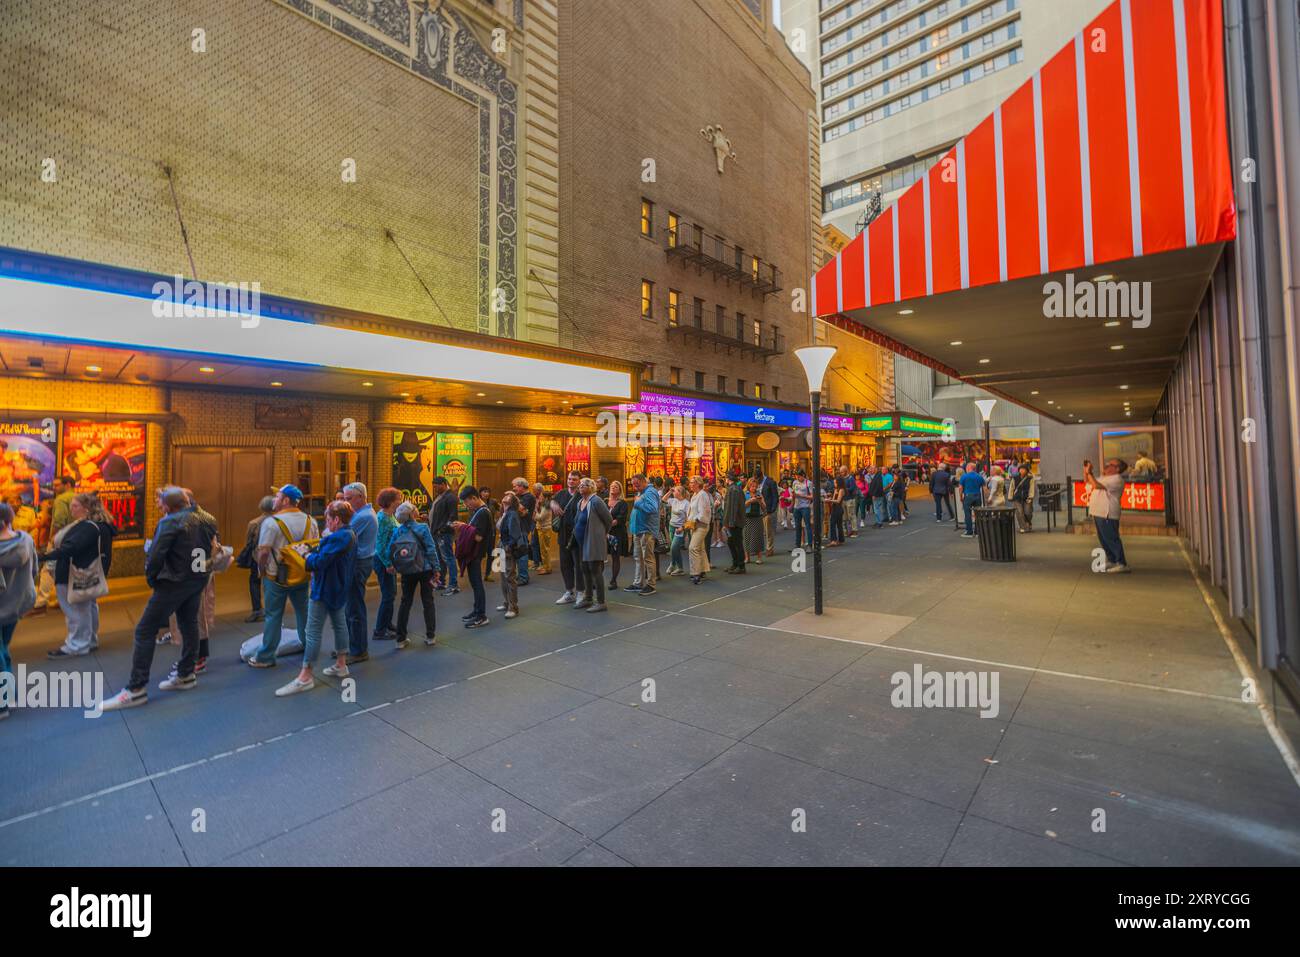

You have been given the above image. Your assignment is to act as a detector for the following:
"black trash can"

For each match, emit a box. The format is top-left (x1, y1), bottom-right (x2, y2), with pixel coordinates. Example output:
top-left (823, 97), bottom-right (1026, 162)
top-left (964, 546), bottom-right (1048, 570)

top-left (973, 506), bottom-right (1017, 562)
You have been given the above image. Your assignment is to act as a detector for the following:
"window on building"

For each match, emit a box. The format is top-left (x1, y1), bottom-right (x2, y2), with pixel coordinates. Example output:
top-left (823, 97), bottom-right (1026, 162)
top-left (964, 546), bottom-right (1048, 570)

top-left (670, 366), bottom-right (681, 386)
top-left (717, 375), bottom-right (727, 393)
top-left (736, 310), bottom-right (746, 341)
top-left (640, 198), bottom-right (654, 237)
top-left (295, 448), bottom-right (367, 524)
top-left (643, 363), bottom-right (655, 382)
top-left (716, 304), bottom-right (726, 333)
top-left (753, 318), bottom-right (762, 346)
top-left (735, 245), bottom-right (744, 271)
top-left (695, 371), bottom-right (705, 391)
top-left (751, 255), bottom-right (760, 281)
top-left (667, 212), bottom-right (679, 248)
top-left (693, 297), bottom-right (704, 327)
top-left (668, 289), bottom-right (680, 326)
top-left (773, 385), bottom-right (780, 402)
top-left (754, 383), bottom-right (763, 399)
top-left (641, 280), bottom-right (654, 319)
top-left (737, 379), bottom-right (746, 396)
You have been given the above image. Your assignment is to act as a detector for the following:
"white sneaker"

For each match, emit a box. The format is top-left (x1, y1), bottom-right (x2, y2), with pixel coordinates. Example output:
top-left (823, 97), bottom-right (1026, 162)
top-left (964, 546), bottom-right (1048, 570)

top-left (555, 591), bottom-right (575, 605)
top-left (322, 663), bottom-right (350, 678)
top-left (275, 675), bottom-right (315, 696)
top-left (504, 610), bottom-right (518, 619)
top-left (158, 673), bottom-right (197, 692)
top-left (156, 632), bottom-right (173, 645)
top-left (1105, 563), bottom-right (1131, 574)
top-left (100, 687), bottom-right (147, 711)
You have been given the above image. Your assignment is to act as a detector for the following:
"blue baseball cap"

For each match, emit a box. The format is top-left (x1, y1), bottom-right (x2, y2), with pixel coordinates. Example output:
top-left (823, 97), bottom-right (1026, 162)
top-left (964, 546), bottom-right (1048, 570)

top-left (273, 484), bottom-right (303, 503)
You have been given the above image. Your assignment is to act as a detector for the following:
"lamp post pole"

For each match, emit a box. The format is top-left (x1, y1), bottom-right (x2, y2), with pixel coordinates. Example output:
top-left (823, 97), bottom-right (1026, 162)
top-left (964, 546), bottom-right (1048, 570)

top-left (811, 389), bottom-right (824, 616)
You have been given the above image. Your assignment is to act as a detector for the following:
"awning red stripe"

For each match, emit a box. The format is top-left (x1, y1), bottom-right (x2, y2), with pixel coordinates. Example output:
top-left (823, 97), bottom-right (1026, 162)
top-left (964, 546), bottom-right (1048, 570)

top-left (1183, 0), bottom-right (1237, 244)
top-left (841, 231), bottom-right (867, 311)
top-left (1131, 0), bottom-right (1187, 256)
top-left (1083, 2), bottom-right (1135, 263)
top-left (1041, 41), bottom-right (1086, 272)
top-left (815, 255), bottom-right (838, 315)
top-left (897, 181), bottom-right (927, 301)
top-left (928, 151), bottom-right (962, 295)
top-left (868, 206), bottom-right (896, 307)
top-left (1000, 82), bottom-right (1041, 282)
top-left (964, 115), bottom-right (1001, 288)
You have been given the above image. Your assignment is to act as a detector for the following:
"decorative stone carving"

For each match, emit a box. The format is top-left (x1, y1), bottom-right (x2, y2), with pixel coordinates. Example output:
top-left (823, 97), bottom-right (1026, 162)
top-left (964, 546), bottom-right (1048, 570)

top-left (417, 0), bottom-right (447, 71)
top-left (700, 124), bottom-right (736, 174)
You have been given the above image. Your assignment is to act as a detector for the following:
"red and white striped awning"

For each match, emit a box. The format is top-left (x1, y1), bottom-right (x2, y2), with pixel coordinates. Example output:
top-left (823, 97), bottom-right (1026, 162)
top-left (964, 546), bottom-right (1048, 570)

top-left (812, 0), bottom-right (1236, 319)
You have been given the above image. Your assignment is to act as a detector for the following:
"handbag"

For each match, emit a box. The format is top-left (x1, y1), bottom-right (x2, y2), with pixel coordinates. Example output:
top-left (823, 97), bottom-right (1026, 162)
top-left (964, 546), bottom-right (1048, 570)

top-left (67, 555), bottom-right (109, 604)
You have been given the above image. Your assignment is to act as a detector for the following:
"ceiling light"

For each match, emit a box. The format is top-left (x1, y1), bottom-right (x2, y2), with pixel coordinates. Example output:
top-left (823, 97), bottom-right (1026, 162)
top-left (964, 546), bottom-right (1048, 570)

top-left (1094, 274), bottom-right (1116, 282)
top-left (1110, 344), bottom-right (1125, 351)
top-left (949, 340), bottom-right (963, 346)
top-left (978, 358), bottom-right (990, 364)
top-left (1125, 411), bottom-right (1133, 416)
top-left (1119, 384), bottom-right (1130, 390)
top-left (361, 381), bottom-right (374, 387)
top-left (1030, 390), bottom-right (1039, 395)
top-left (898, 309), bottom-right (914, 315)
top-left (476, 392), bottom-right (487, 397)
top-left (560, 400), bottom-right (569, 404)
top-left (270, 381), bottom-right (283, 387)
top-left (1104, 321), bottom-right (1121, 327)
top-left (399, 392), bottom-right (410, 397)
top-left (85, 364), bottom-right (102, 373)
top-left (495, 399), bottom-right (504, 404)
top-left (1047, 400), bottom-right (1054, 405)
top-left (198, 366), bottom-right (215, 373)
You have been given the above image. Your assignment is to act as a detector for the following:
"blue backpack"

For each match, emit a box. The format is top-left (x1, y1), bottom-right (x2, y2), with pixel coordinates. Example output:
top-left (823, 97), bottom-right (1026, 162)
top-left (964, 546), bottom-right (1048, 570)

top-left (389, 524), bottom-right (427, 575)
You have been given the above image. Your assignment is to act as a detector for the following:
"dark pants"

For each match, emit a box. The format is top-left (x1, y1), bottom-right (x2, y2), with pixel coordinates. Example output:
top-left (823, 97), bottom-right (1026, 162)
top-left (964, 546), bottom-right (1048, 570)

top-left (435, 530), bottom-right (457, 589)
top-left (248, 565), bottom-right (262, 612)
top-left (517, 532), bottom-right (531, 585)
top-left (1094, 517), bottom-right (1127, 566)
top-left (397, 570), bottom-right (436, 639)
top-left (727, 525), bottom-right (745, 570)
top-left (829, 503), bottom-right (845, 543)
top-left (128, 578), bottom-right (207, 691)
top-left (465, 557), bottom-right (487, 618)
top-left (963, 496), bottom-right (980, 535)
top-left (347, 556), bottom-right (374, 656)
top-left (375, 565), bottom-right (396, 635)
top-left (793, 507), bottom-right (811, 549)
top-left (558, 539), bottom-right (576, 591)
top-left (581, 560), bottom-right (606, 605)
top-left (934, 493), bottom-right (953, 520)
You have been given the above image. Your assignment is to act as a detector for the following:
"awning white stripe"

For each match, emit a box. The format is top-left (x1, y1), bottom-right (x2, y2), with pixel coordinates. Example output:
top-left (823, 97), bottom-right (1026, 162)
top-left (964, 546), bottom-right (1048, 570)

top-left (1171, 0), bottom-right (1198, 247)
top-left (1121, 0), bottom-right (1145, 256)
top-left (1074, 32), bottom-right (1095, 266)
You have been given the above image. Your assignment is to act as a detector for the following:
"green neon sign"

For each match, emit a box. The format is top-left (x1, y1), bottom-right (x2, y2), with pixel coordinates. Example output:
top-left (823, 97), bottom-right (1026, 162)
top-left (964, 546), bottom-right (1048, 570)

top-left (900, 417), bottom-right (948, 434)
top-left (859, 416), bottom-right (895, 431)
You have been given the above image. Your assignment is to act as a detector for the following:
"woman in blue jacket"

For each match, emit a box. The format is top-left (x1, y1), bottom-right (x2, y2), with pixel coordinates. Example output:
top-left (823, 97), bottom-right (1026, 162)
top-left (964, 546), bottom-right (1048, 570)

top-left (276, 500), bottom-right (356, 696)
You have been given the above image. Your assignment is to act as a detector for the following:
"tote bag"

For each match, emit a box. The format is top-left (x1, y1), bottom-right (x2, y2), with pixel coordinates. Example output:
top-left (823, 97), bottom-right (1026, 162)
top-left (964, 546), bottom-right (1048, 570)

top-left (67, 554), bottom-right (109, 604)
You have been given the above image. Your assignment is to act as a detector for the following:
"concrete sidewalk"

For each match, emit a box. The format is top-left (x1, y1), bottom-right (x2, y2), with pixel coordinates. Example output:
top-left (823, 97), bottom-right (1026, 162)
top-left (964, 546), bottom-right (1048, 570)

top-left (2, 518), bottom-right (1298, 866)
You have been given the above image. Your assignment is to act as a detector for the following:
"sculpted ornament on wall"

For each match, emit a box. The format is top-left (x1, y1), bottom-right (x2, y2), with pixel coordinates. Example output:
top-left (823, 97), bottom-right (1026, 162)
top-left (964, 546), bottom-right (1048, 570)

top-left (700, 124), bottom-right (736, 174)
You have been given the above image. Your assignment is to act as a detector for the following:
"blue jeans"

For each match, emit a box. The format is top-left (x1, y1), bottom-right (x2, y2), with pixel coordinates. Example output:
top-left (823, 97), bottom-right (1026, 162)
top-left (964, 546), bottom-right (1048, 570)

top-left (1094, 517), bottom-right (1127, 566)
top-left (303, 599), bottom-right (348, 668)
top-left (793, 507), bottom-right (811, 548)
top-left (872, 496), bottom-right (886, 525)
top-left (466, 557), bottom-right (486, 618)
top-left (963, 496), bottom-right (980, 535)
top-left (347, 556), bottom-right (374, 656)
top-left (255, 577), bottom-right (309, 663)
top-left (888, 496), bottom-right (902, 522)
top-left (934, 493), bottom-right (953, 520)
top-left (0, 621), bottom-right (14, 712)
top-left (435, 530), bottom-right (457, 589)
top-left (669, 530), bottom-right (686, 571)
top-left (374, 564), bottom-right (396, 636)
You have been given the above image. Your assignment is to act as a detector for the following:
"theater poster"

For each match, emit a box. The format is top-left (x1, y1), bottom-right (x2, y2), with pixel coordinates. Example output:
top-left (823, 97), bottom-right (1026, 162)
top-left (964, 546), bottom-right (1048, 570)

top-left (564, 437), bottom-right (591, 478)
top-left (0, 420), bottom-right (58, 537)
top-left (536, 436), bottom-right (563, 490)
top-left (61, 420), bottom-right (146, 538)
top-left (436, 432), bottom-right (475, 499)
top-left (392, 430), bottom-right (436, 512)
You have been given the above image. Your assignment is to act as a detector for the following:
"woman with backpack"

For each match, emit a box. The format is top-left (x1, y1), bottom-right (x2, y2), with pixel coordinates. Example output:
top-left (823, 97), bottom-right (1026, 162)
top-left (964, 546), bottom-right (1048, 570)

top-left (496, 490), bottom-right (527, 620)
top-left (388, 500), bottom-right (439, 647)
top-left (41, 492), bottom-right (115, 659)
top-left (275, 499), bottom-right (356, 696)
top-left (371, 487), bottom-right (403, 642)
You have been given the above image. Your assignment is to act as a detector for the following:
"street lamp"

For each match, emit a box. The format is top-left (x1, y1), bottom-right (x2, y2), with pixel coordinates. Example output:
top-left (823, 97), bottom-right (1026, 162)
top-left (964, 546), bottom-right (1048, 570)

top-left (974, 398), bottom-right (997, 476)
top-left (795, 345), bottom-right (837, 616)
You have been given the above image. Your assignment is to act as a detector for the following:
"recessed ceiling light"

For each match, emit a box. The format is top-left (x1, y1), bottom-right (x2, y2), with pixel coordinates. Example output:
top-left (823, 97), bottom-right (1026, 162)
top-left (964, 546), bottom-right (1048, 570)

top-left (1104, 321), bottom-right (1121, 327)
top-left (560, 400), bottom-right (569, 405)
top-left (1030, 390), bottom-right (1039, 395)
top-left (399, 391), bottom-right (410, 397)
top-left (361, 381), bottom-right (374, 387)
top-left (1047, 400), bottom-right (1054, 405)
top-left (476, 392), bottom-right (487, 397)
top-left (198, 366), bottom-right (215, 373)
top-left (949, 340), bottom-right (963, 346)
top-left (1119, 384), bottom-right (1130, 390)
top-left (978, 358), bottom-right (990, 364)
top-left (85, 365), bottom-right (102, 373)
top-left (899, 309), bottom-right (914, 315)
top-left (1094, 274), bottom-right (1116, 282)
top-left (1110, 344), bottom-right (1125, 351)
top-left (495, 399), bottom-right (504, 404)
top-left (270, 381), bottom-right (283, 387)
top-left (1125, 411), bottom-right (1133, 416)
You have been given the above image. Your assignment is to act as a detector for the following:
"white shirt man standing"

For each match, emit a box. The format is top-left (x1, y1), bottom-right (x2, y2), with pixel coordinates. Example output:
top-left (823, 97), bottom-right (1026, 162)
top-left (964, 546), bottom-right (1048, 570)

top-left (1084, 458), bottom-right (1129, 573)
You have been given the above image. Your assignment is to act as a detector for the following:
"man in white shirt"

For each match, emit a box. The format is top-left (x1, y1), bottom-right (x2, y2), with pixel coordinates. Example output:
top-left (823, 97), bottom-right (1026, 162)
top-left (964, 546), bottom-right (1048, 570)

top-left (686, 475), bottom-right (713, 584)
top-left (1084, 458), bottom-right (1129, 573)
top-left (246, 484), bottom-right (316, 665)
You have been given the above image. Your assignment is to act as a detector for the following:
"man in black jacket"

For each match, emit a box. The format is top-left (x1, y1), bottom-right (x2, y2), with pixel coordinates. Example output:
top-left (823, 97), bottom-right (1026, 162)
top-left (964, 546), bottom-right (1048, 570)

top-left (929, 464), bottom-right (954, 521)
top-left (101, 486), bottom-right (216, 711)
top-left (757, 467), bottom-right (778, 555)
top-left (426, 476), bottom-right (460, 595)
top-left (550, 472), bottom-right (583, 603)
top-left (722, 471), bottom-right (746, 573)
